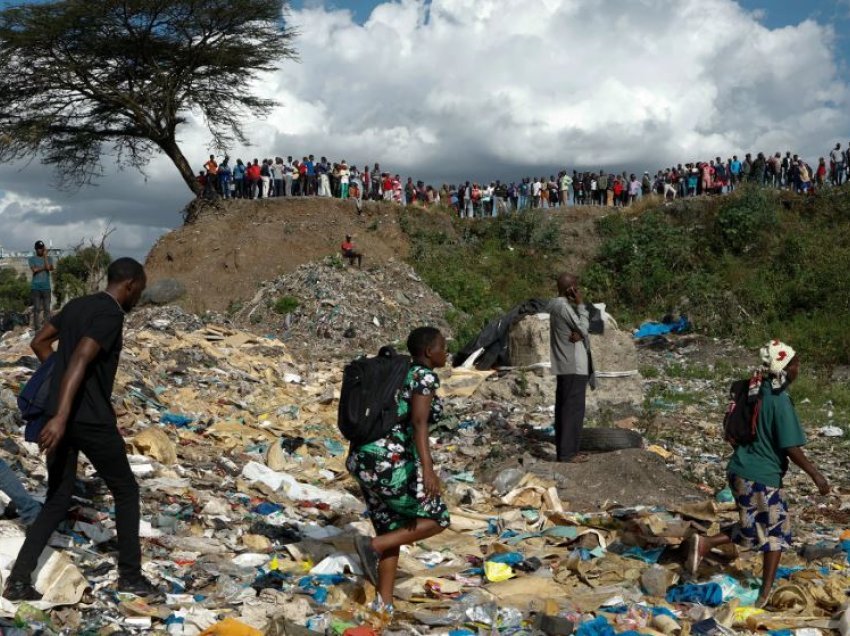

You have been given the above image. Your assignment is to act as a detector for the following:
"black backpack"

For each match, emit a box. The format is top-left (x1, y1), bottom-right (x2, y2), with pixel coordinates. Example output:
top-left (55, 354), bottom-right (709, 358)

top-left (723, 379), bottom-right (761, 446)
top-left (338, 349), bottom-right (410, 447)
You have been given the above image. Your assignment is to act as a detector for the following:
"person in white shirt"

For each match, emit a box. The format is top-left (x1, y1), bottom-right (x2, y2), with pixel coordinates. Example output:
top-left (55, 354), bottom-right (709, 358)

top-left (532, 178), bottom-right (543, 208)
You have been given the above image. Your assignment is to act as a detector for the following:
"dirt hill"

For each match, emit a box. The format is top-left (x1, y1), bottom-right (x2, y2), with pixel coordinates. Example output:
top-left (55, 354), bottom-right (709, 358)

top-left (145, 198), bottom-right (413, 312)
top-left (145, 197), bottom-right (609, 316)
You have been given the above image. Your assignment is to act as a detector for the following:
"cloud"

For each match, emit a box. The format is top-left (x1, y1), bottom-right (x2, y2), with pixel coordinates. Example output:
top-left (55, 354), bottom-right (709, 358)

top-left (1, 0), bottom-right (848, 259)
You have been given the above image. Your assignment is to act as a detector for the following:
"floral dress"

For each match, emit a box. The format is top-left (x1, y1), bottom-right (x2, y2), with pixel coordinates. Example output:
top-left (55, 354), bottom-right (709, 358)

top-left (346, 364), bottom-right (451, 535)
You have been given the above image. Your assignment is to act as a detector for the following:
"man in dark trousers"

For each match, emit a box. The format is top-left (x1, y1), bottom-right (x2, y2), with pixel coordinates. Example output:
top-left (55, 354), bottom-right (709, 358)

top-left (2, 258), bottom-right (159, 601)
top-left (548, 273), bottom-right (596, 462)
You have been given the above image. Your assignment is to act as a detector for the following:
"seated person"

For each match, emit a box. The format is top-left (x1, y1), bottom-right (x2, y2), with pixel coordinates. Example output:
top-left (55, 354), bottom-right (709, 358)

top-left (341, 234), bottom-right (363, 268)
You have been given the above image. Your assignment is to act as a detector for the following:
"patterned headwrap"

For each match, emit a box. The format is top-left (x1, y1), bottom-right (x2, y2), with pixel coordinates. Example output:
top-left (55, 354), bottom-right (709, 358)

top-left (750, 340), bottom-right (796, 397)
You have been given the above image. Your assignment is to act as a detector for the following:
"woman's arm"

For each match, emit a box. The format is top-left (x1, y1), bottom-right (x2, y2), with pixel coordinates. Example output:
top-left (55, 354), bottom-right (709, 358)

top-left (411, 393), bottom-right (440, 499)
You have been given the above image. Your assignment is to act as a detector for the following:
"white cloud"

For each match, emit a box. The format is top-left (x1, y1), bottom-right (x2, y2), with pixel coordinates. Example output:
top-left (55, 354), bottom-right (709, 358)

top-left (0, 0), bottom-right (848, 259)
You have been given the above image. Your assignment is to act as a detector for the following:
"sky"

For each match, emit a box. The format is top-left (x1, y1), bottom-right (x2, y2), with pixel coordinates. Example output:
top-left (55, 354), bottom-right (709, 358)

top-left (1, 0), bottom-right (849, 262)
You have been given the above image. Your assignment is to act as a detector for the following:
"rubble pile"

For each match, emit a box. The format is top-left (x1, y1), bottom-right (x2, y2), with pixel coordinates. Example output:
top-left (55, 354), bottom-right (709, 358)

top-left (232, 258), bottom-right (454, 357)
top-left (0, 305), bottom-right (848, 634)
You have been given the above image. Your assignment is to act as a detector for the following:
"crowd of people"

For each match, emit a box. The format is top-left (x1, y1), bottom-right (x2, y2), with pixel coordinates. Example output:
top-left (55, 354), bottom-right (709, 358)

top-left (195, 141), bottom-right (850, 217)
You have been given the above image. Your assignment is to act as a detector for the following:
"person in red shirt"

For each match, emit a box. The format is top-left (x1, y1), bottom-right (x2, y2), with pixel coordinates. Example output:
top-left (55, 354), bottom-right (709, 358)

top-left (341, 234), bottom-right (363, 268)
top-left (246, 160), bottom-right (261, 199)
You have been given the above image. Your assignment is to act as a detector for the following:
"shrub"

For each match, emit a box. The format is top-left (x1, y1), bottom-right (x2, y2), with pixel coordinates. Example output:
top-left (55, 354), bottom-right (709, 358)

top-left (0, 268), bottom-right (30, 312)
top-left (272, 295), bottom-right (299, 315)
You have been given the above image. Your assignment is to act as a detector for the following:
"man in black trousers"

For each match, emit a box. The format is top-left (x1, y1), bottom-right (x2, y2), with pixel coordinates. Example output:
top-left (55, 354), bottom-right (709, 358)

top-left (3, 258), bottom-right (161, 601)
top-left (548, 273), bottom-right (596, 462)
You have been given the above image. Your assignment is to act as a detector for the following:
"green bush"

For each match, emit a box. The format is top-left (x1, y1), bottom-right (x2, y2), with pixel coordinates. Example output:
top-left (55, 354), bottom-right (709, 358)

top-left (402, 208), bottom-right (563, 351)
top-left (0, 268), bottom-right (30, 312)
top-left (272, 295), bottom-right (299, 315)
top-left (582, 187), bottom-right (850, 366)
top-left (712, 185), bottom-right (776, 254)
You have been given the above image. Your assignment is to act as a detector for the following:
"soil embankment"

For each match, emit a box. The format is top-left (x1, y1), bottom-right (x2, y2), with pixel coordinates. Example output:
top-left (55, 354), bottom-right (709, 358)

top-left (146, 198), bottom-right (609, 314)
top-left (145, 198), bottom-right (413, 312)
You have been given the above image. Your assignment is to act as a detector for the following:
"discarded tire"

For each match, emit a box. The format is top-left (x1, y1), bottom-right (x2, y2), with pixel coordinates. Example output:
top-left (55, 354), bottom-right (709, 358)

top-left (580, 427), bottom-right (643, 452)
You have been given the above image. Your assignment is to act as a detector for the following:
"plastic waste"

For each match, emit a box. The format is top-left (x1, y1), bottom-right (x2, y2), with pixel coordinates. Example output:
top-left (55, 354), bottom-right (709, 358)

top-left (641, 565), bottom-right (678, 597)
top-left (576, 615), bottom-right (616, 636)
top-left (493, 468), bottom-right (525, 494)
top-left (666, 582), bottom-right (724, 606)
top-left (484, 560), bottom-right (515, 582)
top-left (161, 412), bottom-right (194, 427)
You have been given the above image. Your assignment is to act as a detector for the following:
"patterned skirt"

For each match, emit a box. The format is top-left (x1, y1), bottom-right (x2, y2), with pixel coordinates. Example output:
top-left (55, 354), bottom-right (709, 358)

top-left (727, 473), bottom-right (792, 553)
top-left (346, 423), bottom-right (450, 535)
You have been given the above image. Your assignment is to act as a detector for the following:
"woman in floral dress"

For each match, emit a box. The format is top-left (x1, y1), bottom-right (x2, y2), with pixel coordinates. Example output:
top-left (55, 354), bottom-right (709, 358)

top-left (348, 327), bottom-right (451, 613)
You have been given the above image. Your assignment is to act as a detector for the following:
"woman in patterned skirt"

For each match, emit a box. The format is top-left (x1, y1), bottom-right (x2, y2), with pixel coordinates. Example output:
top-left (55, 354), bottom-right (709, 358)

top-left (687, 341), bottom-right (830, 608)
top-left (347, 327), bottom-right (451, 613)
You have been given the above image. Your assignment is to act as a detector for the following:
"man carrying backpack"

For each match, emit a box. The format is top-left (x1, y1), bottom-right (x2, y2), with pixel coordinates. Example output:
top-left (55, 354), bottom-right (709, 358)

top-left (2, 258), bottom-right (160, 602)
top-left (687, 341), bottom-right (829, 609)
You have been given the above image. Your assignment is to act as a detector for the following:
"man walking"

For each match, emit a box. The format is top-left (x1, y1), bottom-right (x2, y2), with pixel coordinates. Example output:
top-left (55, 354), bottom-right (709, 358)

top-left (2, 258), bottom-right (160, 601)
top-left (28, 241), bottom-right (54, 331)
top-left (548, 273), bottom-right (595, 463)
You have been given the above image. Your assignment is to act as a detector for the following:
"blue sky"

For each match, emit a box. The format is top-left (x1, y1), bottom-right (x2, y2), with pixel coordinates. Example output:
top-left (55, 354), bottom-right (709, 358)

top-left (1, 0), bottom-right (849, 259)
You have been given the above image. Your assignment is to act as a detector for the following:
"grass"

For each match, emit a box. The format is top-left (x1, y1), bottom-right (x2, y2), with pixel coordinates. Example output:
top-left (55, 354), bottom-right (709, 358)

top-left (399, 189), bottom-right (850, 420)
top-left (401, 206), bottom-right (566, 351)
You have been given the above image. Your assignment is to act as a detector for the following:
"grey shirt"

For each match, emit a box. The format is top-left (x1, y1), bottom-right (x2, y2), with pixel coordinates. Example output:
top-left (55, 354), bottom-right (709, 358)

top-left (548, 297), bottom-right (590, 376)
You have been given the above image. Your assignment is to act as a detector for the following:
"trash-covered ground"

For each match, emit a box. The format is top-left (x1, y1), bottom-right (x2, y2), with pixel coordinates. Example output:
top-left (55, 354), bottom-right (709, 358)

top-left (0, 297), bottom-right (849, 634)
top-left (227, 258), bottom-right (453, 360)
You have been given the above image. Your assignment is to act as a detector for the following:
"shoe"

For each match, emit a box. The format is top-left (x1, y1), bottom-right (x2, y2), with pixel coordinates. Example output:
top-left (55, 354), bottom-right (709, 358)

top-left (354, 535), bottom-right (380, 587)
top-left (0, 502), bottom-right (19, 521)
top-left (3, 579), bottom-right (42, 602)
top-left (116, 573), bottom-right (163, 601)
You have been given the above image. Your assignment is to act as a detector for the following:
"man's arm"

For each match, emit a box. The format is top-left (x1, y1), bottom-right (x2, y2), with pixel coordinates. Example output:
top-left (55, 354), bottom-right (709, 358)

top-left (31, 322), bottom-right (59, 362)
top-left (38, 336), bottom-right (102, 455)
top-left (44, 256), bottom-right (54, 272)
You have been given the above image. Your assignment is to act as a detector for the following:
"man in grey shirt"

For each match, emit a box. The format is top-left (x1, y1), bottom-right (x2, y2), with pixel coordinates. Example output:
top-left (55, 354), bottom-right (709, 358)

top-left (548, 273), bottom-right (595, 462)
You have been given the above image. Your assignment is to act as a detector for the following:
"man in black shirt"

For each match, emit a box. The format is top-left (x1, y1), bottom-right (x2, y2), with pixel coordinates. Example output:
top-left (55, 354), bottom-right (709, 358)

top-left (2, 258), bottom-right (159, 601)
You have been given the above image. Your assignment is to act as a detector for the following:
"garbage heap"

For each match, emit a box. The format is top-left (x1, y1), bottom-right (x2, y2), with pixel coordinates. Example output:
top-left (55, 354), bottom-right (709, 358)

top-left (0, 305), bottom-right (848, 635)
top-left (231, 258), bottom-right (454, 358)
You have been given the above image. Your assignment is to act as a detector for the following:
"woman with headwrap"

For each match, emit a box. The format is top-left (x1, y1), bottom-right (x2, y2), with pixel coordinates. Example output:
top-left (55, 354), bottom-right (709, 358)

top-left (686, 341), bottom-right (830, 608)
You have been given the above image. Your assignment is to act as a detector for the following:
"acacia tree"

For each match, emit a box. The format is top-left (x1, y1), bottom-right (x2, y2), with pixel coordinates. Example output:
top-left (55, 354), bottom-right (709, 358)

top-left (0, 0), bottom-right (297, 195)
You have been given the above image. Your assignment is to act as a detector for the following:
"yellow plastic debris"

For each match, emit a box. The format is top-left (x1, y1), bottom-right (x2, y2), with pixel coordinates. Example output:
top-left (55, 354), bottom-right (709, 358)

top-left (484, 561), bottom-right (515, 583)
top-left (200, 617), bottom-right (264, 636)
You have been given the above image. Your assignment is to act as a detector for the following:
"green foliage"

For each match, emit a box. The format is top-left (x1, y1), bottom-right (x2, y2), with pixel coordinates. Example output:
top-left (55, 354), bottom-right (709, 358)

top-left (54, 246), bottom-right (111, 305)
top-left (0, 0), bottom-right (297, 194)
top-left (272, 295), bottom-right (299, 315)
top-left (582, 186), bottom-right (850, 366)
top-left (712, 185), bottom-right (776, 253)
top-left (0, 268), bottom-right (30, 312)
top-left (402, 208), bottom-right (564, 351)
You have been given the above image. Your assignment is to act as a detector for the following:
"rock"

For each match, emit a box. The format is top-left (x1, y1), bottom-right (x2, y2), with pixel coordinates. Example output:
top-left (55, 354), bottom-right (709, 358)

top-left (139, 278), bottom-right (187, 305)
top-left (508, 314), bottom-right (550, 367)
top-left (131, 427), bottom-right (177, 466)
top-left (504, 313), bottom-right (644, 417)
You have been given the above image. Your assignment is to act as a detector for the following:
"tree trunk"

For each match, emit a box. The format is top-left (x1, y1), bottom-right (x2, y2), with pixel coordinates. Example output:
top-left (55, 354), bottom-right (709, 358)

top-left (158, 136), bottom-right (201, 195)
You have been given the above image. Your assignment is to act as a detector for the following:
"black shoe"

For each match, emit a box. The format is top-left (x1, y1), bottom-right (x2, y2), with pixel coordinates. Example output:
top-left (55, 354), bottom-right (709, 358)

top-left (115, 574), bottom-right (163, 601)
top-left (3, 579), bottom-right (42, 602)
top-left (0, 502), bottom-right (20, 521)
top-left (354, 535), bottom-right (380, 587)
